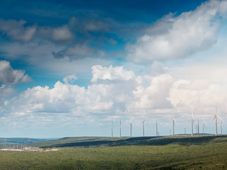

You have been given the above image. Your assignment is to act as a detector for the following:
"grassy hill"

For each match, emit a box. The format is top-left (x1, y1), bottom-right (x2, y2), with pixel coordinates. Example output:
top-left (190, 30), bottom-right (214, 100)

top-left (33, 134), bottom-right (222, 148)
top-left (1, 135), bottom-right (227, 169)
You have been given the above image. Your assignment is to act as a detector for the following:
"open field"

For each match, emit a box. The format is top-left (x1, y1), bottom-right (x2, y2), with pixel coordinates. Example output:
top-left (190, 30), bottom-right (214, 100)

top-left (0, 136), bottom-right (227, 169)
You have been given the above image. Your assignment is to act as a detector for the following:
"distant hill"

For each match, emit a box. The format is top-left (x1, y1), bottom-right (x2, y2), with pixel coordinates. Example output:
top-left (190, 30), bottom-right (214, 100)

top-left (0, 138), bottom-right (49, 146)
top-left (33, 135), bottom-right (227, 148)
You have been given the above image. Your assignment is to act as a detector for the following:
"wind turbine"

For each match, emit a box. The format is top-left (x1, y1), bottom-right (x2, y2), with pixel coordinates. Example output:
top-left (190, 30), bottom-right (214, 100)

top-left (214, 112), bottom-right (223, 135)
top-left (192, 91), bottom-right (201, 136)
top-left (213, 106), bottom-right (222, 136)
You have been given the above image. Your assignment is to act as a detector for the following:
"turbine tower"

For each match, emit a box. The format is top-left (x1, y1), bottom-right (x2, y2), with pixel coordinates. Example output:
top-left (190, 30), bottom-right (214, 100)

top-left (111, 121), bottom-right (114, 137)
top-left (130, 123), bottom-right (132, 137)
top-left (172, 119), bottom-right (175, 136)
top-left (220, 120), bottom-right (223, 135)
top-left (214, 106), bottom-right (220, 136)
top-left (197, 119), bottom-right (200, 135)
top-left (202, 123), bottom-right (205, 134)
top-left (156, 121), bottom-right (159, 136)
top-left (119, 120), bottom-right (122, 137)
top-left (214, 109), bottom-right (223, 136)
top-left (142, 120), bottom-right (145, 137)
top-left (218, 112), bottom-right (223, 135)
top-left (214, 114), bottom-right (218, 135)
top-left (191, 111), bottom-right (194, 136)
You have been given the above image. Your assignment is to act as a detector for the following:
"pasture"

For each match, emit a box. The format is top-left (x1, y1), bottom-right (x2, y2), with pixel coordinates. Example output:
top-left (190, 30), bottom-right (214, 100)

top-left (0, 136), bottom-right (227, 169)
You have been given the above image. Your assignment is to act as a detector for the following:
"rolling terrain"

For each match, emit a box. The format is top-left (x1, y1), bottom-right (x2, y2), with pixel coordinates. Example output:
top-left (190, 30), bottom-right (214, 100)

top-left (0, 135), bottom-right (227, 169)
top-left (33, 134), bottom-right (220, 148)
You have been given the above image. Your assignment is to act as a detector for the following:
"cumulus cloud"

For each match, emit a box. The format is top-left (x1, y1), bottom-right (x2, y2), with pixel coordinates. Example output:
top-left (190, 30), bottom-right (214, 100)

top-left (130, 74), bottom-right (173, 110)
top-left (127, 0), bottom-right (227, 62)
top-left (7, 82), bottom-right (83, 116)
top-left (91, 65), bottom-right (135, 82)
top-left (0, 63), bottom-right (226, 126)
top-left (0, 60), bottom-right (30, 85)
top-left (2, 65), bottom-right (134, 117)
top-left (0, 60), bottom-right (29, 114)
top-left (169, 80), bottom-right (227, 115)
top-left (6, 81), bottom-right (114, 116)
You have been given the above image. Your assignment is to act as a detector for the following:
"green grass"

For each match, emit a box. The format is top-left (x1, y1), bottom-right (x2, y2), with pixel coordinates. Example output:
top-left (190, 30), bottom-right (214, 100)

top-left (1, 137), bottom-right (227, 169)
top-left (33, 135), bottom-right (221, 148)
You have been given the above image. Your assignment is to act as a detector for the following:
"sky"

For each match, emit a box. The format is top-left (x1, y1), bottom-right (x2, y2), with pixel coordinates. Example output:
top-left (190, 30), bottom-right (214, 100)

top-left (0, 0), bottom-right (227, 138)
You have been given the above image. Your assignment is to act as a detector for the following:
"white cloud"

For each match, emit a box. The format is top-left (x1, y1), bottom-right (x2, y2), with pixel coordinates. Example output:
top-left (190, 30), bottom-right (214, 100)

top-left (6, 81), bottom-right (114, 116)
top-left (130, 74), bottom-right (173, 110)
top-left (3, 65), bottom-right (137, 117)
top-left (7, 82), bottom-right (82, 116)
top-left (0, 60), bottom-right (29, 114)
top-left (63, 75), bottom-right (77, 84)
top-left (2, 64), bottom-right (227, 123)
top-left (1, 0), bottom-right (227, 123)
top-left (169, 79), bottom-right (227, 116)
top-left (0, 86), bottom-right (14, 106)
top-left (127, 0), bottom-right (226, 62)
top-left (91, 65), bottom-right (135, 82)
top-left (0, 60), bottom-right (30, 85)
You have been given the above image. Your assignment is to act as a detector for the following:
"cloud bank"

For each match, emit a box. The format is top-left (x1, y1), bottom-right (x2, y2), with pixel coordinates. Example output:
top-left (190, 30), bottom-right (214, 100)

top-left (127, 0), bottom-right (227, 62)
top-left (2, 64), bottom-right (226, 122)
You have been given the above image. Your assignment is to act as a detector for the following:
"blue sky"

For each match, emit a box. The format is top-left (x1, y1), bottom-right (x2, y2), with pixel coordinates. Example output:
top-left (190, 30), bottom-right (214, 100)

top-left (0, 0), bottom-right (205, 88)
top-left (1, 0), bottom-right (227, 138)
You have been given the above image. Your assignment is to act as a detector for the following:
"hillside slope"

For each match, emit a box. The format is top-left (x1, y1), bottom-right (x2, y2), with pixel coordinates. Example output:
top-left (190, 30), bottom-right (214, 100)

top-left (1, 137), bottom-right (227, 169)
top-left (34, 135), bottom-right (226, 148)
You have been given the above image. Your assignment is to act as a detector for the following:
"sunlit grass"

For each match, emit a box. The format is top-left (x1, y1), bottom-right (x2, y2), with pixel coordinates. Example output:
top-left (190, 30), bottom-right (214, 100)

top-left (0, 137), bottom-right (227, 169)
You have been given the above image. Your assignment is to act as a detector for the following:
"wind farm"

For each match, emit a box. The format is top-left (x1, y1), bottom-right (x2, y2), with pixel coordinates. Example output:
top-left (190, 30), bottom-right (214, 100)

top-left (1, 131), bottom-right (227, 169)
top-left (0, 102), bottom-right (226, 170)
top-left (0, 106), bottom-right (226, 170)
top-left (1, 0), bottom-right (227, 169)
